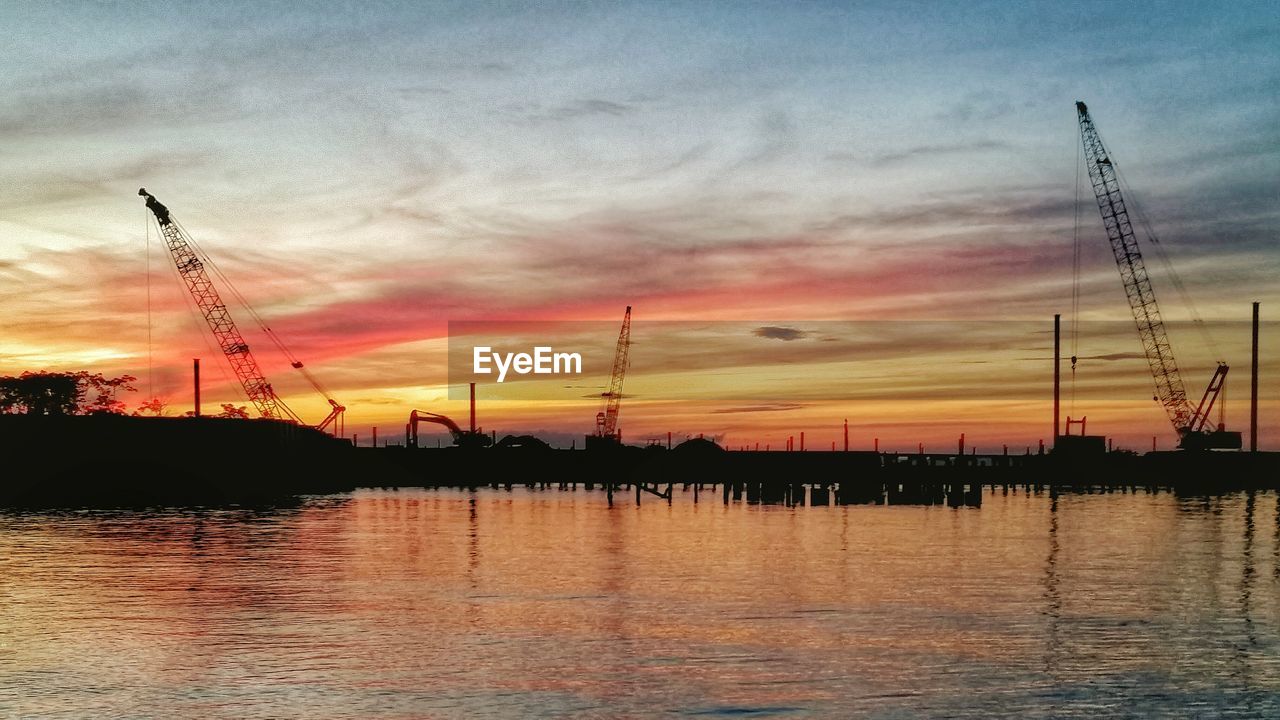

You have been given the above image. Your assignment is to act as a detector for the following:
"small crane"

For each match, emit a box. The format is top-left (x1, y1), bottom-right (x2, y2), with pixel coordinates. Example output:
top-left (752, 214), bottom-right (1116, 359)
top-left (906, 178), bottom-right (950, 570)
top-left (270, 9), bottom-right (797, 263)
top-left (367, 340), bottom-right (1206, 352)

top-left (589, 306), bottom-right (631, 448)
top-left (1074, 104), bottom-right (1240, 450)
top-left (140, 188), bottom-right (345, 434)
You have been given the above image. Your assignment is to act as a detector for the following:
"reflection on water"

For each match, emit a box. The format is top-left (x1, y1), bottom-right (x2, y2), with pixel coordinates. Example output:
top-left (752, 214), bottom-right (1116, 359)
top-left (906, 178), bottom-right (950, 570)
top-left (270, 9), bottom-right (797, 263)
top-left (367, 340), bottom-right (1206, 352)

top-left (2, 489), bottom-right (1279, 718)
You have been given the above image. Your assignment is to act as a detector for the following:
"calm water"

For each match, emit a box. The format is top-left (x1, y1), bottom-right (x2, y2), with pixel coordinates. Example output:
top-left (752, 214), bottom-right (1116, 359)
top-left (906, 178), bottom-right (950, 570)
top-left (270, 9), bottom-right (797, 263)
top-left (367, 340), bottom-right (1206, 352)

top-left (2, 488), bottom-right (1279, 718)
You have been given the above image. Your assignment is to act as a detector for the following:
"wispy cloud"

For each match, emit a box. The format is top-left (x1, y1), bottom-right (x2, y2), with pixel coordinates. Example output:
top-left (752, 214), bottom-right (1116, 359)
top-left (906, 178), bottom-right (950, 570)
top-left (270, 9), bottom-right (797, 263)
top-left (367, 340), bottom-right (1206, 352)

top-left (753, 326), bottom-right (808, 341)
top-left (712, 403), bottom-right (807, 414)
top-left (867, 140), bottom-right (1008, 167)
top-left (0, 2), bottom-right (1276, 445)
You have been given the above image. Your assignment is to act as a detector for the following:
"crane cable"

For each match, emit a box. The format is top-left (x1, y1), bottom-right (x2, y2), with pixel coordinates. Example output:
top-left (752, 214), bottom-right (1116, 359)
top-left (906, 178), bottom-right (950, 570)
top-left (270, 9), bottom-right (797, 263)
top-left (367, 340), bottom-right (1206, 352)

top-left (1070, 128), bottom-right (1083, 418)
top-left (168, 215), bottom-right (330, 417)
top-left (148, 214), bottom-right (255, 413)
top-left (1111, 164), bottom-right (1220, 360)
top-left (155, 212), bottom-right (305, 423)
top-left (144, 205), bottom-right (153, 402)
top-left (172, 214), bottom-right (334, 399)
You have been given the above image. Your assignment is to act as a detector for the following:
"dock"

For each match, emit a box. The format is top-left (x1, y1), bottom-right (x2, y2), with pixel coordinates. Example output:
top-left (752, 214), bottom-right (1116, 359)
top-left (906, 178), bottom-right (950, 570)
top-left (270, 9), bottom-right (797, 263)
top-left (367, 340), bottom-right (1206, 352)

top-left (3, 414), bottom-right (1276, 507)
top-left (357, 445), bottom-right (1280, 507)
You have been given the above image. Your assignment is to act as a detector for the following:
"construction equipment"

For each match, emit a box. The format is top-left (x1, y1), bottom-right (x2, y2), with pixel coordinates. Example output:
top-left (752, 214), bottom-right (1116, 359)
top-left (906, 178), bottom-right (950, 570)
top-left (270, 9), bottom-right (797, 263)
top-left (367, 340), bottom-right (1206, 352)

top-left (1074, 103), bottom-right (1240, 450)
top-left (408, 409), bottom-right (491, 448)
top-left (140, 189), bottom-right (345, 434)
top-left (588, 306), bottom-right (631, 448)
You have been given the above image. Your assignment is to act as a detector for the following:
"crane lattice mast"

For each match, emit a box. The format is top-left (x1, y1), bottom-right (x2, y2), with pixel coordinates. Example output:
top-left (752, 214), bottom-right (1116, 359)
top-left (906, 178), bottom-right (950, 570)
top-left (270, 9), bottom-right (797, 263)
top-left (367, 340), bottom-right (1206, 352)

top-left (140, 188), bottom-right (294, 421)
top-left (596, 306), bottom-right (632, 439)
top-left (1074, 102), bottom-right (1197, 436)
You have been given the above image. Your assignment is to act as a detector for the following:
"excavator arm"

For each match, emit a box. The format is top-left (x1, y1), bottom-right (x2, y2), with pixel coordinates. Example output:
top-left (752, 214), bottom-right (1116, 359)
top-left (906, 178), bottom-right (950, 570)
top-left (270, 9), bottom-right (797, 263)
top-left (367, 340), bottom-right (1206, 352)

top-left (409, 409), bottom-right (491, 448)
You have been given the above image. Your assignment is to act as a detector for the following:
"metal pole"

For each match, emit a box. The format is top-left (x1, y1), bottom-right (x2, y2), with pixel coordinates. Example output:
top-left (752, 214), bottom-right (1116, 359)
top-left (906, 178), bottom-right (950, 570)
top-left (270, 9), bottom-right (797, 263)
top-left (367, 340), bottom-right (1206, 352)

top-left (1054, 314), bottom-right (1061, 441)
top-left (193, 358), bottom-right (200, 417)
top-left (469, 382), bottom-right (476, 433)
top-left (1251, 301), bottom-right (1259, 452)
top-left (843, 419), bottom-right (849, 452)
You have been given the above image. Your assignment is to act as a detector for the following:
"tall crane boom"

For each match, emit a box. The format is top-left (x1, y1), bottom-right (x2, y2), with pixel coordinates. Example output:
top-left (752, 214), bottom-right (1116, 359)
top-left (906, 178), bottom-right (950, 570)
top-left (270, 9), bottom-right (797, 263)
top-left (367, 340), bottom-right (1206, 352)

top-left (140, 188), bottom-right (344, 433)
top-left (1074, 102), bottom-right (1236, 448)
top-left (140, 188), bottom-right (293, 421)
top-left (596, 306), bottom-right (632, 439)
top-left (1075, 102), bottom-right (1192, 432)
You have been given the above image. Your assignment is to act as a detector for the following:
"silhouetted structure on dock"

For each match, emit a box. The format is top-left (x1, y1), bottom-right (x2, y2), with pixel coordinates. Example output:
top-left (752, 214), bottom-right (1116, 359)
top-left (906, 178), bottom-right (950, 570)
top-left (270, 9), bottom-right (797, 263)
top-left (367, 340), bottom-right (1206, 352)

top-left (4, 414), bottom-right (1276, 508)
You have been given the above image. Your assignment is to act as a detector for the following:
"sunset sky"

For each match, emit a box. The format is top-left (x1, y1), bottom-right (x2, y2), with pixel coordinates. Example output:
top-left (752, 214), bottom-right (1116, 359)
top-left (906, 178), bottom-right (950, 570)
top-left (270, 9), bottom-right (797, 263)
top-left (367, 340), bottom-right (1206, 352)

top-left (2, 1), bottom-right (1277, 450)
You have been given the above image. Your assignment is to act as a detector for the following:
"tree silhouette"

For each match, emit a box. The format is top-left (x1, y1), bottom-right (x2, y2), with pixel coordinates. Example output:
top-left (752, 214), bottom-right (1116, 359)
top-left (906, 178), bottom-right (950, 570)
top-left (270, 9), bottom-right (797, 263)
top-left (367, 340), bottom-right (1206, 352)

top-left (0, 371), bottom-right (137, 415)
top-left (133, 398), bottom-right (168, 417)
top-left (216, 403), bottom-right (250, 419)
top-left (83, 373), bottom-right (136, 414)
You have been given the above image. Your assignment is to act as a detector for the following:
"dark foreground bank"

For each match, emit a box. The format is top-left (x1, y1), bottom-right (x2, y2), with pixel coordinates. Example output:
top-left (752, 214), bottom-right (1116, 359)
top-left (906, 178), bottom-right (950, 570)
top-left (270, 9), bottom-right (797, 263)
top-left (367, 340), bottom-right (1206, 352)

top-left (3, 415), bottom-right (1278, 506)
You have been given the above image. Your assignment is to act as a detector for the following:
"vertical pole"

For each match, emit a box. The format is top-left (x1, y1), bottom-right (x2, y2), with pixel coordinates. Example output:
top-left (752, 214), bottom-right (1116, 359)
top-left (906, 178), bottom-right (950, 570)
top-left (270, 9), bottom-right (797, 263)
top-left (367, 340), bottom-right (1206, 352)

top-left (800, 431), bottom-right (805, 452)
top-left (372, 426), bottom-right (377, 448)
top-left (1251, 301), bottom-right (1259, 452)
top-left (193, 358), bottom-right (201, 418)
top-left (874, 437), bottom-right (879, 453)
top-left (667, 431), bottom-right (672, 450)
top-left (470, 382), bottom-right (477, 433)
top-left (1054, 314), bottom-right (1061, 442)
top-left (843, 419), bottom-right (849, 452)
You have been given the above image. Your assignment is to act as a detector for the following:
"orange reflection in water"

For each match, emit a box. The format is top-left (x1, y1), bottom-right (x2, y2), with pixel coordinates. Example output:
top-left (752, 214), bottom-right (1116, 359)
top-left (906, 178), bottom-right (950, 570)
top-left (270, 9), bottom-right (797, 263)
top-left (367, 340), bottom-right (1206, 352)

top-left (1, 489), bottom-right (1278, 718)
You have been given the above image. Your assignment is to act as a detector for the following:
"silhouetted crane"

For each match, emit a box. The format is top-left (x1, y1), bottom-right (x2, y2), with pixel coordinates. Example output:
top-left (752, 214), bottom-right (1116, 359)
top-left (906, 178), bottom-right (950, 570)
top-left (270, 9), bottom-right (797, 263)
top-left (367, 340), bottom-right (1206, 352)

top-left (1074, 103), bottom-right (1239, 450)
top-left (593, 306), bottom-right (631, 444)
top-left (140, 188), bottom-right (344, 434)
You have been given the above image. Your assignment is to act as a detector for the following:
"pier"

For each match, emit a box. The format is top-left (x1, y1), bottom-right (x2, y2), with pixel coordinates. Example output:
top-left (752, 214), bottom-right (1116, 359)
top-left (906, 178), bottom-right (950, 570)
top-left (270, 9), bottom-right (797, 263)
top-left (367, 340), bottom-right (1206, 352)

top-left (3, 414), bottom-right (1276, 508)
top-left (358, 445), bottom-right (1280, 507)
